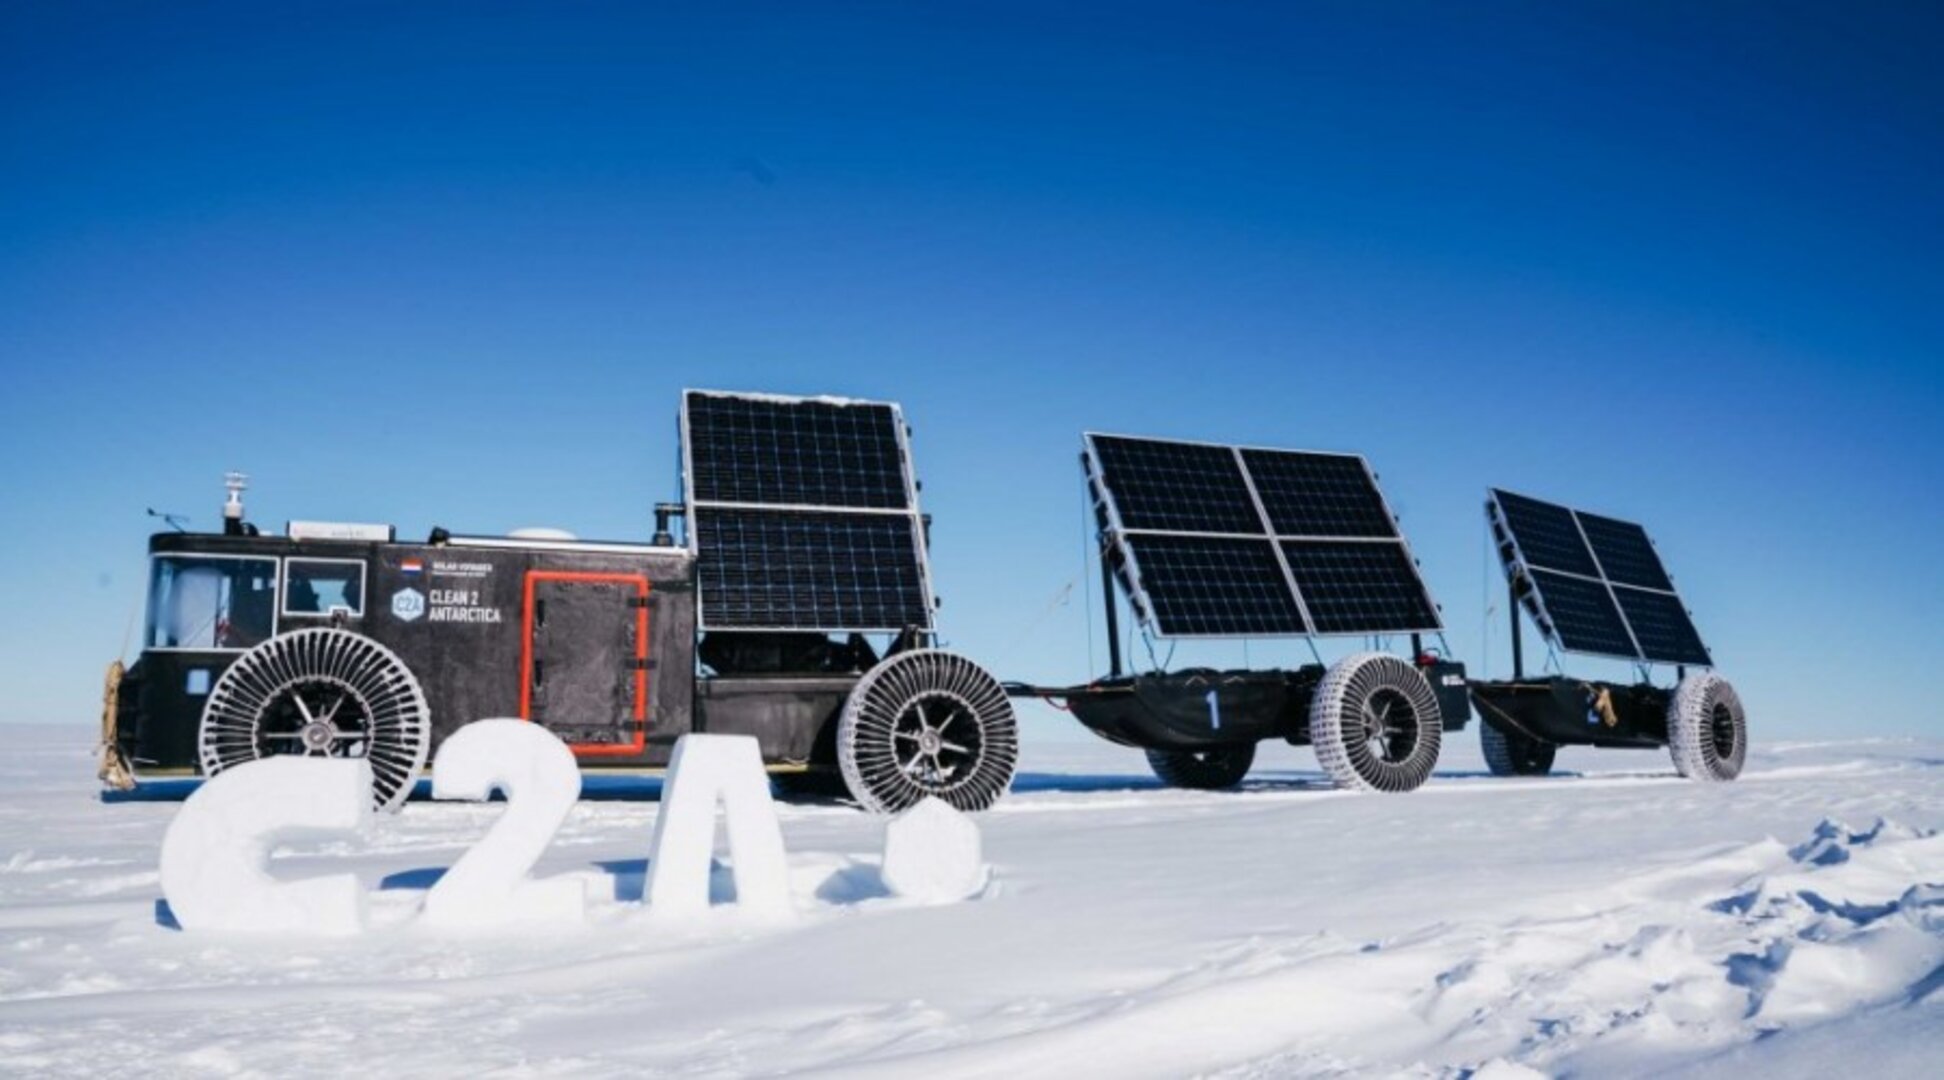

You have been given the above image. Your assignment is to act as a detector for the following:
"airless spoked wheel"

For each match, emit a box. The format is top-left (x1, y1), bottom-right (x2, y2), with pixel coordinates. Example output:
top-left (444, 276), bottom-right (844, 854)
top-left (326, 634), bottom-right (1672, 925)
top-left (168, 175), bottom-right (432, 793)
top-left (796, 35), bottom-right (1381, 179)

top-left (838, 649), bottom-right (1020, 814)
top-left (1481, 719), bottom-right (1556, 777)
top-left (199, 628), bottom-right (432, 812)
top-left (1667, 672), bottom-right (1747, 781)
top-left (1145, 744), bottom-right (1256, 789)
top-left (1309, 652), bottom-right (1443, 793)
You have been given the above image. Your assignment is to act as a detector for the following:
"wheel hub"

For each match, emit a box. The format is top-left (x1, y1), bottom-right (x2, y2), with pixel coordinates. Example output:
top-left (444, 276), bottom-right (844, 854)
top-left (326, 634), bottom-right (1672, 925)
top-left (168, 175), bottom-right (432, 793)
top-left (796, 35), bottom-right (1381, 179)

top-left (299, 720), bottom-right (337, 753)
top-left (891, 691), bottom-right (981, 788)
top-left (1358, 689), bottom-right (1419, 764)
top-left (1710, 702), bottom-right (1739, 758)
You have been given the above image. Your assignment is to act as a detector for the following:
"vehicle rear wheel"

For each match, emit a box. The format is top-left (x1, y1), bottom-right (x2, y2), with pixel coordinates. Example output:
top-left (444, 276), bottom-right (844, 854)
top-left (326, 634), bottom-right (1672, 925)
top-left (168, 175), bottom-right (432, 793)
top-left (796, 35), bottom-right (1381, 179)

top-left (199, 628), bottom-right (432, 812)
top-left (1480, 719), bottom-right (1556, 777)
top-left (1145, 744), bottom-right (1255, 789)
top-left (1309, 653), bottom-right (1442, 793)
top-left (838, 650), bottom-right (1019, 814)
top-left (1667, 672), bottom-right (1746, 781)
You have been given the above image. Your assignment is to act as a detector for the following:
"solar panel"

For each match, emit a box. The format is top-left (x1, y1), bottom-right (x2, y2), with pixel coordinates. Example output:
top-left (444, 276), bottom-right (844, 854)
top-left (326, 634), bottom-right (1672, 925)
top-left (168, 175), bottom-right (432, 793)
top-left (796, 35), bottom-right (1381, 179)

top-left (684, 392), bottom-right (910, 510)
top-left (1492, 490), bottom-right (1599, 577)
top-left (1089, 435), bottom-right (1262, 534)
top-left (1280, 540), bottom-right (1441, 635)
top-left (691, 508), bottom-right (932, 631)
top-left (1526, 568), bottom-right (1638, 658)
top-left (683, 391), bottom-right (933, 633)
top-left (1085, 433), bottom-right (1441, 639)
top-left (1489, 489), bottom-right (1711, 666)
top-left (1612, 586), bottom-right (1710, 666)
top-left (1242, 449), bottom-right (1399, 538)
top-left (1576, 512), bottom-right (1675, 591)
top-left (1119, 534), bottom-right (1306, 637)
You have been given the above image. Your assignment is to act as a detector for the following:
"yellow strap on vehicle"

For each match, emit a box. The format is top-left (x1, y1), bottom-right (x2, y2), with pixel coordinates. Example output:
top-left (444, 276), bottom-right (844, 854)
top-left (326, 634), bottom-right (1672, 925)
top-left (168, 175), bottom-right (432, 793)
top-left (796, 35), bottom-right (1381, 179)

top-left (98, 661), bottom-right (137, 791)
top-left (1581, 683), bottom-right (1621, 728)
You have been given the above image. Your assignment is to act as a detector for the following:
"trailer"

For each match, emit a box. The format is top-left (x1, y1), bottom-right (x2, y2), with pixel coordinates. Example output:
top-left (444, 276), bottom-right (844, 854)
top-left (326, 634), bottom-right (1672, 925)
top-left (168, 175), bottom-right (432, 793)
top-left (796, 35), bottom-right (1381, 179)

top-left (100, 391), bottom-right (1021, 813)
top-left (1007, 433), bottom-right (1469, 793)
top-left (1466, 489), bottom-right (1747, 781)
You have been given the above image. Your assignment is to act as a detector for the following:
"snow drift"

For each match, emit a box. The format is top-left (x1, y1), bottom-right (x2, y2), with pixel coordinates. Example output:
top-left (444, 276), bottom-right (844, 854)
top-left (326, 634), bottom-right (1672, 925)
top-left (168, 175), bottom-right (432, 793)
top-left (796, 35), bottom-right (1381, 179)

top-left (1, 728), bottom-right (1939, 1076)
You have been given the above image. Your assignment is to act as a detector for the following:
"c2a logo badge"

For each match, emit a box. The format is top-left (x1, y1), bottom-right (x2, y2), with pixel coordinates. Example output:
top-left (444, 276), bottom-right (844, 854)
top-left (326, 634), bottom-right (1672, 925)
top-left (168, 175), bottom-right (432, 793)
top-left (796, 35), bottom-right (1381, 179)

top-left (391, 587), bottom-right (426, 623)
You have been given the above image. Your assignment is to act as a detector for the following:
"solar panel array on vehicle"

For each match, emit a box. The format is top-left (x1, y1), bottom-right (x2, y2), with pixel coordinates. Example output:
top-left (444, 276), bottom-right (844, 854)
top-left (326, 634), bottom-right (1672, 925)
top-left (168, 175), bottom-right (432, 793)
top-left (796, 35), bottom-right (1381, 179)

top-left (1488, 489), bottom-right (1710, 666)
top-left (1085, 434), bottom-right (1441, 638)
top-left (683, 391), bottom-right (934, 632)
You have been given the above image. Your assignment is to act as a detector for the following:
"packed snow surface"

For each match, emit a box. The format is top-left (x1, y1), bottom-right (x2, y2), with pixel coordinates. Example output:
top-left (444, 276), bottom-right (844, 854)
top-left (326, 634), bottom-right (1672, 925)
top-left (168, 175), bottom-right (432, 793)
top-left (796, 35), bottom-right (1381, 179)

top-left (1, 725), bottom-right (1940, 1077)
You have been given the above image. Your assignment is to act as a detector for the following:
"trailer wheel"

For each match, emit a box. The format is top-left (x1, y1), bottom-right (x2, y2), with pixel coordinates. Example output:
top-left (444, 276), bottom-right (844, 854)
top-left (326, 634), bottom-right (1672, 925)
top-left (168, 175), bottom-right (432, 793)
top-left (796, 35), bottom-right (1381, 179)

top-left (1667, 672), bottom-right (1746, 782)
top-left (199, 628), bottom-right (432, 812)
top-left (1145, 745), bottom-right (1255, 789)
top-left (838, 649), bottom-right (1019, 814)
top-left (1309, 653), bottom-right (1442, 793)
top-left (1480, 720), bottom-right (1556, 777)
top-left (769, 769), bottom-right (850, 801)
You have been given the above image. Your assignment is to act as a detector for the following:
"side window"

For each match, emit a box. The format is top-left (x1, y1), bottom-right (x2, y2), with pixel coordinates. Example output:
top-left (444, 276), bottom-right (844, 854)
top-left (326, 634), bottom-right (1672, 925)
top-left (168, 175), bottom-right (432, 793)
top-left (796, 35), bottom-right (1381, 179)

top-left (147, 556), bottom-right (279, 651)
top-left (284, 559), bottom-right (367, 618)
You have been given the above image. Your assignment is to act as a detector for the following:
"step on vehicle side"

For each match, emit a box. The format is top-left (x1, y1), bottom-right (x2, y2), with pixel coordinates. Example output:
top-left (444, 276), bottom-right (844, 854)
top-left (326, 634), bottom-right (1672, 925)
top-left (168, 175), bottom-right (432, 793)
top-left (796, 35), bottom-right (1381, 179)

top-left (1467, 489), bottom-right (1747, 781)
top-left (1007, 433), bottom-right (1470, 793)
top-left (100, 391), bottom-right (1020, 813)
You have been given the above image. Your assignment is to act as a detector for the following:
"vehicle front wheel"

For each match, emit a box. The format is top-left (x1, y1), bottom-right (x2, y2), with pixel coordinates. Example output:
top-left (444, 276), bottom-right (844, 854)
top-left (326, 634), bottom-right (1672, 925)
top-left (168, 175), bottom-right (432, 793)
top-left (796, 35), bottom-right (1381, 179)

top-left (199, 628), bottom-right (432, 812)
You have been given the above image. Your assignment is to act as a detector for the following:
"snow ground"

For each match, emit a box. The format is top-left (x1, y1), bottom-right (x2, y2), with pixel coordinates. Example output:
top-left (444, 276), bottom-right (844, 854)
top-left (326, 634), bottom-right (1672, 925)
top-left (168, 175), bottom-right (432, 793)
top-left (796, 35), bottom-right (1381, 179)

top-left (1, 725), bottom-right (1939, 1078)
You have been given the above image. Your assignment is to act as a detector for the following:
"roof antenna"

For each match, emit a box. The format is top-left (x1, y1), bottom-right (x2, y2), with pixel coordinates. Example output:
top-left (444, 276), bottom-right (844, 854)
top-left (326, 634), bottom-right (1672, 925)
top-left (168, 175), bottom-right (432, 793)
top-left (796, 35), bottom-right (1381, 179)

top-left (145, 508), bottom-right (190, 532)
top-left (222, 471), bottom-right (249, 536)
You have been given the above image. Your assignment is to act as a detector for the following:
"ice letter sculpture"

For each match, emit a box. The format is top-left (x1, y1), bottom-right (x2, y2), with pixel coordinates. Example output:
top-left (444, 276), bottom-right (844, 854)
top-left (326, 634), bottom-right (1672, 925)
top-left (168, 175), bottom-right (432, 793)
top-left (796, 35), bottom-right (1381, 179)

top-left (421, 719), bottom-right (587, 928)
top-left (645, 734), bottom-right (792, 919)
top-left (159, 757), bottom-right (371, 935)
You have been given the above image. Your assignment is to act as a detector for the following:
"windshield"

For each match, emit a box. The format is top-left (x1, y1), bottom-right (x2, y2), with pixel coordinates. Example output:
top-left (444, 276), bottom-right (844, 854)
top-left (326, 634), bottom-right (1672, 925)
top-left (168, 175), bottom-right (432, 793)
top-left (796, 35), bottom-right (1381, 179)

top-left (147, 555), bottom-right (279, 651)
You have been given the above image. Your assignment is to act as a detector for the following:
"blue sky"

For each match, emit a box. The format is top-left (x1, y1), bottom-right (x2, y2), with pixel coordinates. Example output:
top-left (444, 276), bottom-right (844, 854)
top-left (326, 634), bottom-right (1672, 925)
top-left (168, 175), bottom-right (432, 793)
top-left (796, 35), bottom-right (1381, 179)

top-left (2, 2), bottom-right (1939, 741)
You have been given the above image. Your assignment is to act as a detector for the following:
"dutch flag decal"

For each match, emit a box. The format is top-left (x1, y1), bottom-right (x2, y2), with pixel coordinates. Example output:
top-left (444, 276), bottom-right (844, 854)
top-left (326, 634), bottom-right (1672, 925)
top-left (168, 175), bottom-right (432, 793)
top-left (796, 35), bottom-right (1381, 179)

top-left (401, 558), bottom-right (424, 576)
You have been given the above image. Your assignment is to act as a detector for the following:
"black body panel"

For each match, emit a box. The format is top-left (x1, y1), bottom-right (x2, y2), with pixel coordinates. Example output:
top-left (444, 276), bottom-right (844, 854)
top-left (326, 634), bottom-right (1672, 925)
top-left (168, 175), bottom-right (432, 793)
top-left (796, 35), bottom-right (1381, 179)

top-left (1060, 668), bottom-right (1321, 751)
top-left (1469, 677), bottom-right (1669, 749)
top-left (1421, 660), bottom-right (1474, 732)
top-left (694, 675), bottom-right (858, 766)
top-left (1032, 657), bottom-right (1471, 754)
top-left (125, 531), bottom-right (698, 773)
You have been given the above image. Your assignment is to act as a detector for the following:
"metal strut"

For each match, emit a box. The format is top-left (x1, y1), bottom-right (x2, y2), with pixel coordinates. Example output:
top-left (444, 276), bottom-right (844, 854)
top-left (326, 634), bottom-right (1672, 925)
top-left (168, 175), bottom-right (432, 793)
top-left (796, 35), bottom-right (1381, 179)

top-left (1509, 577), bottom-right (1525, 681)
top-left (1100, 535), bottom-right (1123, 679)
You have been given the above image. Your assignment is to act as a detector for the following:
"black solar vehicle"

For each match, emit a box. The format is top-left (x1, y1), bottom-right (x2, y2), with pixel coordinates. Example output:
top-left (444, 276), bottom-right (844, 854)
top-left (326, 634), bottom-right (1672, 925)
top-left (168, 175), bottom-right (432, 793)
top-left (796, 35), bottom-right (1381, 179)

top-left (1468, 489), bottom-right (1747, 781)
top-left (99, 390), bottom-right (1020, 813)
top-left (1007, 434), bottom-right (1471, 793)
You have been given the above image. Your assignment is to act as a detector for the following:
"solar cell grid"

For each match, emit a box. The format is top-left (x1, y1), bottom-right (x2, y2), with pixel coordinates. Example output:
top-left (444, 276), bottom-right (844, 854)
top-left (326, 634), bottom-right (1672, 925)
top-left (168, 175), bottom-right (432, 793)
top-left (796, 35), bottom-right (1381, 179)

top-left (1243, 450), bottom-right (1397, 538)
top-left (684, 391), bottom-right (933, 633)
top-left (1612, 586), bottom-right (1711, 666)
top-left (1491, 488), bottom-right (1713, 666)
top-left (692, 507), bottom-right (931, 631)
top-left (1525, 569), bottom-right (1638, 659)
top-left (1280, 540), bottom-right (1439, 634)
top-left (1121, 534), bottom-right (1306, 637)
top-left (1577, 513), bottom-right (1675, 592)
top-left (1089, 436), bottom-right (1263, 535)
top-left (1492, 490), bottom-right (1600, 577)
top-left (685, 393), bottom-right (909, 510)
top-left (1086, 433), bottom-right (1442, 638)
